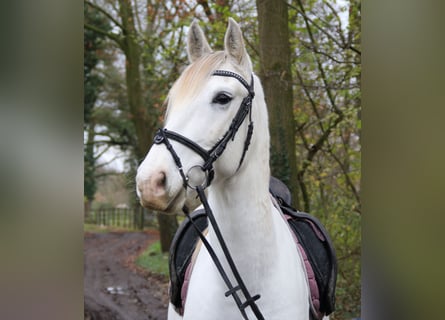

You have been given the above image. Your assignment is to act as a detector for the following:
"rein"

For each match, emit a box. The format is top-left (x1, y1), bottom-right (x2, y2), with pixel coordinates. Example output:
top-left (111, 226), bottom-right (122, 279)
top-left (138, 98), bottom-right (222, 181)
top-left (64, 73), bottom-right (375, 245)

top-left (153, 70), bottom-right (265, 320)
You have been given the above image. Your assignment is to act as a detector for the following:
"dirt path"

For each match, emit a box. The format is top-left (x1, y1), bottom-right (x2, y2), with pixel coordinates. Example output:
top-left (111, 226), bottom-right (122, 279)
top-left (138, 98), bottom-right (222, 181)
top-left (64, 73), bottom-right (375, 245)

top-left (84, 230), bottom-right (169, 320)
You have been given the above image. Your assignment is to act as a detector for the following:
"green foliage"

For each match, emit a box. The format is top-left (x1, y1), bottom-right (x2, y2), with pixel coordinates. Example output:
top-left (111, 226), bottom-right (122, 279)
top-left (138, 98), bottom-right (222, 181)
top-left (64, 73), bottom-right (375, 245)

top-left (288, 0), bottom-right (362, 318)
top-left (136, 240), bottom-right (169, 277)
top-left (84, 4), bottom-right (112, 202)
top-left (84, 4), bottom-right (111, 126)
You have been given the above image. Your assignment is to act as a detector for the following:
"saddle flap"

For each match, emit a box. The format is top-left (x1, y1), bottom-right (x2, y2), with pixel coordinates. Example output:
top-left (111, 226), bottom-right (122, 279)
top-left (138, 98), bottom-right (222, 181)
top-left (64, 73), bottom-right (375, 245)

top-left (169, 209), bottom-right (208, 312)
top-left (281, 203), bottom-right (338, 317)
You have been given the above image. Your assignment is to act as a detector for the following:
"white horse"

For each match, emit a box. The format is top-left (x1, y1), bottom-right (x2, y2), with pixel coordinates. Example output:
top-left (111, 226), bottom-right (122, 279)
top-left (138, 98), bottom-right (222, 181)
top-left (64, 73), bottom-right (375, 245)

top-left (136, 19), bottom-right (310, 320)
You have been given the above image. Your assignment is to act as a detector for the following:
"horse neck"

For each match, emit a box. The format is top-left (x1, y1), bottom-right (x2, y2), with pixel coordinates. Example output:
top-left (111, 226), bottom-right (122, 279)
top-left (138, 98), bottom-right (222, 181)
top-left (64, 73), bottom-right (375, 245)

top-left (208, 156), bottom-right (271, 236)
top-left (206, 104), bottom-right (276, 264)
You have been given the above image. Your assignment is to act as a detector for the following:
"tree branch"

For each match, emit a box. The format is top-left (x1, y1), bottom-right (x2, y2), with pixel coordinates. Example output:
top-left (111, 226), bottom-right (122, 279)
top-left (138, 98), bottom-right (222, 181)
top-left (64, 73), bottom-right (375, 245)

top-left (197, 0), bottom-right (215, 22)
top-left (297, 170), bottom-right (311, 212)
top-left (84, 23), bottom-right (124, 49)
top-left (94, 144), bottom-right (112, 161)
top-left (294, 81), bottom-right (360, 91)
top-left (299, 41), bottom-right (359, 65)
top-left (288, 2), bottom-right (342, 49)
top-left (295, 67), bottom-right (324, 130)
top-left (349, 45), bottom-right (361, 56)
top-left (287, 1), bottom-right (361, 55)
top-left (85, 0), bottom-right (124, 30)
top-left (89, 139), bottom-right (130, 147)
top-left (296, 113), bottom-right (343, 212)
top-left (325, 146), bottom-right (361, 207)
top-left (133, 0), bottom-right (142, 29)
top-left (324, 0), bottom-right (347, 46)
top-left (243, 35), bottom-right (260, 59)
top-left (95, 154), bottom-right (123, 169)
top-left (94, 171), bottom-right (121, 179)
top-left (338, 247), bottom-right (361, 261)
top-left (295, 0), bottom-right (343, 117)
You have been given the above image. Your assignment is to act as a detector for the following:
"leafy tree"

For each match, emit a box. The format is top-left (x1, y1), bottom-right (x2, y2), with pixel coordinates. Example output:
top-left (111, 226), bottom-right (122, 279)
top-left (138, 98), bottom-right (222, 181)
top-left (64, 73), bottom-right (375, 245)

top-left (85, 0), bottom-right (171, 250)
top-left (84, 4), bottom-right (112, 215)
top-left (288, 0), bottom-right (361, 317)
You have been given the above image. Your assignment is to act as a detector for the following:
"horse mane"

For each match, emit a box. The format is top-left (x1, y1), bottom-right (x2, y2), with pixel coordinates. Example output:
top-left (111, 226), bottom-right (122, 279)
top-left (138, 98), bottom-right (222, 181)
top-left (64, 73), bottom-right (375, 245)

top-left (165, 51), bottom-right (226, 119)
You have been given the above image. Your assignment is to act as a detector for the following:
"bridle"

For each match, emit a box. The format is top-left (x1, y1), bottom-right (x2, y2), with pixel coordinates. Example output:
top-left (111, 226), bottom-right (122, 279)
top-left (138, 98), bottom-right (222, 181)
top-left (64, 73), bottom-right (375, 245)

top-left (153, 70), bottom-right (255, 190)
top-left (153, 70), bottom-right (265, 320)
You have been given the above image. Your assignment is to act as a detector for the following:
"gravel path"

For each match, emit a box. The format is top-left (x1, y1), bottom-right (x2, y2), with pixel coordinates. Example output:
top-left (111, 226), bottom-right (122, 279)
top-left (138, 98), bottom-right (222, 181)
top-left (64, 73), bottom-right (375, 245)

top-left (84, 230), bottom-right (169, 320)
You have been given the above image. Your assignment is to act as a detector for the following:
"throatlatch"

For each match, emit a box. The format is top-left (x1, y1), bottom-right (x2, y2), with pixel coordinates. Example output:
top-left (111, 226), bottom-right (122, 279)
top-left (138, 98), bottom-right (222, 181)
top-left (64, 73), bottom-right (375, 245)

top-left (153, 70), bottom-right (265, 320)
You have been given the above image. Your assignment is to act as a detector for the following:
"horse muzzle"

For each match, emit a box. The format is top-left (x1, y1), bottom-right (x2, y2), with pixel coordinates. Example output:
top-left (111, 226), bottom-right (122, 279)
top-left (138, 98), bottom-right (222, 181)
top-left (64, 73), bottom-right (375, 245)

top-left (136, 170), bottom-right (171, 210)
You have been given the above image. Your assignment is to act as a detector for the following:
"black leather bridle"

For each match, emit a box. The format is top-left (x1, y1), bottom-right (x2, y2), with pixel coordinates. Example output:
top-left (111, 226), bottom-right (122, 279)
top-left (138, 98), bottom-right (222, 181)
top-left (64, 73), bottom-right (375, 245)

top-left (153, 70), bottom-right (265, 319)
top-left (153, 70), bottom-right (255, 189)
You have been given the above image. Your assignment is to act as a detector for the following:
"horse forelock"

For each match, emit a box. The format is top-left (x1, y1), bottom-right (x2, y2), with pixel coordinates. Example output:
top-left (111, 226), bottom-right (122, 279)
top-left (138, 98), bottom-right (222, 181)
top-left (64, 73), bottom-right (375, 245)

top-left (166, 51), bottom-right (251, 118)
top-left (165, 52), bottom-right (226, 117)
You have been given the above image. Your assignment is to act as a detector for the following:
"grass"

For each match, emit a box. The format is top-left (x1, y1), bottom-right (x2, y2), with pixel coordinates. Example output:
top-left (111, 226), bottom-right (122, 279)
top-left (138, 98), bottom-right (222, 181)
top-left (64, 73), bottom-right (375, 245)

top-left (135, 240), bottom-right (169, 277)
top-left (84, 223), bottom-right (169, 277)
top-left (83, 223), bottom-right (137, 233)
top-left (84, 223), bottom-right (111, 233)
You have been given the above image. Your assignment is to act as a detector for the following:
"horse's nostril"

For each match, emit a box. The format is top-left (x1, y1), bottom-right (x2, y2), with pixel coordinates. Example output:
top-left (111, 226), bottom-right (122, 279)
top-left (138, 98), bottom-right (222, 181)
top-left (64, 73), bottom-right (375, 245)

top-left (155, 171), bottom-right (167, 189)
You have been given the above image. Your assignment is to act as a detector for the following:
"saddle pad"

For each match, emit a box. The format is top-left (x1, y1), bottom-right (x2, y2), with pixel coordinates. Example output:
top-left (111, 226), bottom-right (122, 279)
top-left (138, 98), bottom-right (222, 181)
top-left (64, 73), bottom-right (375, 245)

top-left (269, 177), bottom-right (337, 318)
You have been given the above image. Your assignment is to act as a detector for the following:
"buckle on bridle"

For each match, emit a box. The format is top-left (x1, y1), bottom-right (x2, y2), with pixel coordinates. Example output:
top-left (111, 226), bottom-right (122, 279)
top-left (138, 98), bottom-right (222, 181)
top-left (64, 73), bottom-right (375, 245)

top-left (153, 131), bottom-right (165, 144)
top-left (186, 165), bottom-right (209, 189)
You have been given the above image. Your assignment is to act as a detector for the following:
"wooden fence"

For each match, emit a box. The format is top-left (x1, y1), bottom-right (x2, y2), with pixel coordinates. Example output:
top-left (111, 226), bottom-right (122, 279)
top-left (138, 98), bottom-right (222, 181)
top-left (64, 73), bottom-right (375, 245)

top-left (85, 207), bottom-right (158, 230)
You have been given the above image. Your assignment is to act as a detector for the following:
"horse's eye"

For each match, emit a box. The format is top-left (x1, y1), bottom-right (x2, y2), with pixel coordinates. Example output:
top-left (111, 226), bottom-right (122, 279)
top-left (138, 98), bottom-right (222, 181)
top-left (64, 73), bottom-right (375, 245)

top-left (212, 93), bottom-right (233, 105)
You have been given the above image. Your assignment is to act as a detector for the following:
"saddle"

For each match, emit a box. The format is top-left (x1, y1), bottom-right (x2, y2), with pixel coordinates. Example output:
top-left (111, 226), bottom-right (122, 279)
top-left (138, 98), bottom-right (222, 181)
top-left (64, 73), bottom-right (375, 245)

top-left (169, 177), bottom-right (337, 319)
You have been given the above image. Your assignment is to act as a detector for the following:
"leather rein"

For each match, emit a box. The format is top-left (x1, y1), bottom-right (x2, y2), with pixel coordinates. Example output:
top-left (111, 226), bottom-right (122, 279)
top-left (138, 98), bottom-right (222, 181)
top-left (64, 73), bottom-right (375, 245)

top-left (153, 70), bottom-right (265, 320)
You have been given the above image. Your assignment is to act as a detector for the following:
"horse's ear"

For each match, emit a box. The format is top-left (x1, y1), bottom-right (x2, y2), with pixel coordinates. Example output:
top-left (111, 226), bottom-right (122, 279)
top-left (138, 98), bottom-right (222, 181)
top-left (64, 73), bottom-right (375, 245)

top-left (187, 20), bottom-right (212, 63)
top-left (224, 18), bottom-right (252, 73)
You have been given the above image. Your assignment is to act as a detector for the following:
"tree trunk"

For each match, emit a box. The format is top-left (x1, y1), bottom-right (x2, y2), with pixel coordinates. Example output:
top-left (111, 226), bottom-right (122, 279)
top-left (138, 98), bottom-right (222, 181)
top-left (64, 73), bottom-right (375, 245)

top-left (118, 0), bottom-right (153, 160)
top-left (84, 120), bottom-right (96, 217)
top-left (84, 199), bottom-right (92, 218)
top-left (157, 213), bottom-right (178, 253)
top-left (256, 0), bottom-right (300, 208)
top-left (118, 0), bottom-right (177, 252)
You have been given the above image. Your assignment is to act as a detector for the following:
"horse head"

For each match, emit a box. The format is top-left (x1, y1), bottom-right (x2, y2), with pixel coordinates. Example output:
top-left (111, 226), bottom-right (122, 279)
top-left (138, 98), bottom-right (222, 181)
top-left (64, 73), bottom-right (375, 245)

top-left (136, 18), bottom-right (265, 213)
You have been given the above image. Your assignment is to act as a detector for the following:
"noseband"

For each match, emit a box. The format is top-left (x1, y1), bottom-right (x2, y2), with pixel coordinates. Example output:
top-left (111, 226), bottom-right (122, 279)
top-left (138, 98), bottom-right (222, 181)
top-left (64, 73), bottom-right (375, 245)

top-left (153, 70), bottom-right (265, 319)
top-left (153, 70), bottom-right (255, 189)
